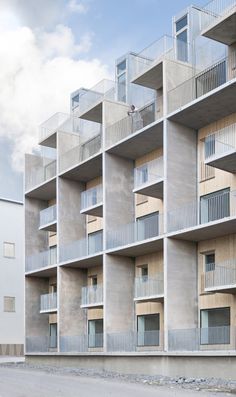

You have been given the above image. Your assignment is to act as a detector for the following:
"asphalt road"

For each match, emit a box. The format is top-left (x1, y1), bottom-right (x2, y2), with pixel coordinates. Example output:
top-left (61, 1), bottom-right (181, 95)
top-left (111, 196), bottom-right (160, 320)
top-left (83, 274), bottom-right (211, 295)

top-left (0, 367), bottom-right (230, 397)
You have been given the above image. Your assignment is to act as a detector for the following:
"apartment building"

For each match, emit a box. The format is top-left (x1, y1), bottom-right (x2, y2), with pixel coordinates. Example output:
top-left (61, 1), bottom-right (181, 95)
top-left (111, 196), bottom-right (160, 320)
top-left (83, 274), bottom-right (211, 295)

top-left (0, 198), bottom-right (24, 356)
top-left (25, 0), bottom-right (236, 377)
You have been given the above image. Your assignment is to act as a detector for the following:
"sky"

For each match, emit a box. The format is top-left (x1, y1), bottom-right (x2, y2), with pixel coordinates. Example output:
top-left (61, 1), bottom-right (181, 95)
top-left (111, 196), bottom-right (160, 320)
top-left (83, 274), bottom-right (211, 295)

top-left (0, 0), bottom-right (207, 201)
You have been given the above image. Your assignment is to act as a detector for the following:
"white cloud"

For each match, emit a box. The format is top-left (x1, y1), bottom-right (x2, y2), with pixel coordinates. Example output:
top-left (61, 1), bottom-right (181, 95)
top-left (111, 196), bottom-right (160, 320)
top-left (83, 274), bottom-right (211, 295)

top-left (68, 0), bottom-right (89, 14)
top-left (0, 17), bottom-right (110, 171)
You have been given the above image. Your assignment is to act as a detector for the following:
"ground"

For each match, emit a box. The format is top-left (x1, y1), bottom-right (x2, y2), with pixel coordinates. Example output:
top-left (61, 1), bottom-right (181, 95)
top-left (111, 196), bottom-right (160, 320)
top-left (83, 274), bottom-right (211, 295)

top-left (0, 362), bottom-right (234, 397)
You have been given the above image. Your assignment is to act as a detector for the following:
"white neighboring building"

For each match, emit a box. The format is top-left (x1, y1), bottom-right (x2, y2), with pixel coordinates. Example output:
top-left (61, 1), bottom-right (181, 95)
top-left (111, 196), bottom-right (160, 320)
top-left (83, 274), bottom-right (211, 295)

top-left (0, 198), bottom-right (24, 356)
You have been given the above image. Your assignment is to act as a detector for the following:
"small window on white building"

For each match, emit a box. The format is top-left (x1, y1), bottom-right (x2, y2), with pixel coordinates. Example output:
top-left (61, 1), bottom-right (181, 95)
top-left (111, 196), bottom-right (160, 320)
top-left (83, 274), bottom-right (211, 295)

top-left (3, 242), bottom-right (15, 258)
top-left (4, 296), bottom-right (15, 312)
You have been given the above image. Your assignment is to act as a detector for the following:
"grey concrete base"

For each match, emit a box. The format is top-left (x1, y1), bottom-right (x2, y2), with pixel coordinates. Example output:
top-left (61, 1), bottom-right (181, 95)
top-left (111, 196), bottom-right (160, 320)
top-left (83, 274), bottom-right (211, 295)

top-left (26, 353), bottom-right (236, 380)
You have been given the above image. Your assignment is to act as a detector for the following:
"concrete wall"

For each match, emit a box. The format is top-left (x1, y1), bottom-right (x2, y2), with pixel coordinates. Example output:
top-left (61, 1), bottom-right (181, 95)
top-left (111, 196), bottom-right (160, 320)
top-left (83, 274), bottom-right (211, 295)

top-left (25, 277), bottom-right (49, 337)
top-left (25, 197), bottom-right (48, 257)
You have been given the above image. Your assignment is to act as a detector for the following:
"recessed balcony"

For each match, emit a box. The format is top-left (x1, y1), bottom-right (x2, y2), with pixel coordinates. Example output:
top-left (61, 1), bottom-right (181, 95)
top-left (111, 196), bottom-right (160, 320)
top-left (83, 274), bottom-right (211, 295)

top-left (60, 230), bottom-right (103, 267)
top-left (40, 292), bottom-right (57, 313)
top-left (168, 51), bottom-right (236, 129)
top-left (203, 259), bottom-right (236, 293)
top-left (107, 212), bottom-right (163, 256)
top-left (133, 157), bottom-right (164, 199)
top-left (201, 0), bottom-right (236, 45)
top-left (81, 284), bottom-right (103, 308)
top-left (204, 122), bottom-right (236, 173)
top-left (39, 205), bottom-right (57, 232)
top-left (134, 274), bottom-right (164, 302)
top-left (80, 184), bottom-right (103, 217)
top-left (25, 246), bottom-right (57, 274)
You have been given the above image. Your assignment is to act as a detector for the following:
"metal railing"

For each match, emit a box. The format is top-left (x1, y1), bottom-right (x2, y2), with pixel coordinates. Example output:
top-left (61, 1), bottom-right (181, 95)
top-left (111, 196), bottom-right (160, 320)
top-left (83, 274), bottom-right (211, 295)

top-left (40, 293), bottom-right (57, 312)
top-left (39, 205), bottom-right (57, 228)
top-left (107, 212), bottom-right (162, 250)
top-left (81, 284), bottom-right (103, 306)
top-left (201, 0), bottom-right (236, 31)
top-left (204, 259), bottom-right (236, 289)
top-left (25, 336), bottom-right (53, 353)
top-left (60, 231), bottom-right (103, 263)
top-left (39, 112), bottom-right (80, 143)
top-left (59, 133), bottom-right (101, 173)
top-left (168, 51), bottom-right (236, 113)
top-left (205, 123), bottom-right (236, 160)
top-left (106, 100), bottom-right (162, 148)
top-left (134, 274), bottom-right (164, 299)
top-left (134, 157), bottom-right (164, 190)
top-left (26, 247), bottom-right (57, 272)
top-left (107, 331), bottom-right (161, 352)
top-left (26, 159), bottom-right (56, 191)
top-left (168, 189), bottom-right (236, 233)
top-left (130, 35), bottom-right (190, 82)
top-left (81, 185), bottom-right (103, 212)
top-left (200, 162), bottom-right (215, 181)
top-left (168, 326), bottom-right (233, 351)
top-left (78, 79), bottom-right (115, 116)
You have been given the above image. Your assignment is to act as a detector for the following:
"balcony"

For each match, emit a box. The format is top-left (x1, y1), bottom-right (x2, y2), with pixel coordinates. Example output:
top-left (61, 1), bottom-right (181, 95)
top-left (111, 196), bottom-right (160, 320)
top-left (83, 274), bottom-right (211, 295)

top-left (25, 335), bottom-right (57, 353)
top-left (106, 101), bottom-right (163, 159)
top-left (133, 157), bottom-right (164, 199)
top-left (60, 334), bottom-right (103, 352)
top-left (204, 122), bottom-right (236, 173)
top-left (203, 259), bottom-right (236, 293)
top-left (201, 0), bottom-right (236, 45)
top-left (59, 133), bottom-right (102, 181)
top-left (107, 212), bottom-right (163, 256)
top-left (81, 184), bottom-right (103, 217)
top-left (107, 331), bottom-right (163, 352)
top-left (60, 231), bottom-right (103, 267)
top-left (168, 51), bottom-right (236, 129)
top-left (81, 284), bottom-right (103, 308)
top-left (25, 157), bottom-right (57, 200)
top-left (78, 79), bottom-right (115, 123)
top-left (25, 247), bottom-right (57, 274)
top-left (134, 274), bottom-right (164, 302)
top-left (40, 293), bottom-right (57, 313)
top-left (39, 112), bottom-right (80, 148)
top-left (39, 205), bottom-right (57, 232)
top-left (167, 189), bottom-right (236, 241)
top-left (130, 35), bottom-right (189, 90)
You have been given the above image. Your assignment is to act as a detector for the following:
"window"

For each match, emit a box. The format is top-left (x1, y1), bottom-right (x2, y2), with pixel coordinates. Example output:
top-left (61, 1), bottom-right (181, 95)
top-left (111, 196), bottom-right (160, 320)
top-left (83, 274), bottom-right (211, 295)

top-left (200, 307), bottom-right (230, 345)
top-left (117, 60), bottom-right (126, 74)
top-left (49, 245), bottom-right (57, 265)
top-left (4, 296), bottom-right (15, 312)
top-left (49, 323), bottom-right (57, 348)
top-left (176, 30), bottom-right (188, 62)
top-left (88, 230), bottom-right (103, 255)
top-left (91, 276), bottom-right (98, 287)
top-left (3, 242), bottom-right (15, 258)
top-left (139, 165), bottom-right (148, 185)
top-left (117, 72), bottom-right (126, 103)
top-left (49, 284), bottom-right (57, 294)
top-left (88, 319), bottom-right (103, 348)
top-left (176, 15), bottom-right (188, 32)
top-left (205, 252), bottom-right (215, 272)
top-left (137, 314), bottom-right (160, 346)
top-left (137, 212), bottom-right (159, 241)
top-left (200, 188), bottom-right (230, 224)
top-left (205, 134), bottom-right (216, 158)
top-left (141, 265), bottom-right (148, 281)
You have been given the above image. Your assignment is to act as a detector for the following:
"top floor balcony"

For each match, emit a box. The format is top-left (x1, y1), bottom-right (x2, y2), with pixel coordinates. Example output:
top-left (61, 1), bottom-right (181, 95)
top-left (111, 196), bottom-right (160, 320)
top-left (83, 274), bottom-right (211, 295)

top-left (168, 50), bottom-right (236, 129)
top-left (77, 79), bottom-right (115, 123)
top-left (201, 0), bottom-right (236, 45)
top-left (39, 113), bottom-right (80, 148)
top-left (130, 35), bottom-right (190, 90)
top-left (204, 122), bottom-right (236, 173)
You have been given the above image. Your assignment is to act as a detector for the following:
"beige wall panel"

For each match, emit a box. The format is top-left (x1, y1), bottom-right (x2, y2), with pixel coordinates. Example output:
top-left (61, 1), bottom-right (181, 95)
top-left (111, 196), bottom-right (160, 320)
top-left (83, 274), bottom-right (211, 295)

top-left (135, 197), bottom-right (163, 218)
top-left (49, 314), bottom-right (57, 324)
top-left (135, 252), bottom-right (163, 278)
top-left (87, 216), bottom-right (103, 234)
top-left (49, 233), bottom-right (57, 247)
top-left (135, 148), bottom-right (163, 167)
top-left (48, 198), bottom-right (56, 206)
top-left (87, 266), bottom-right (103, 285)
top-left (86, 176), bottom-right (102, 190)
top-left (88, 308), bottom-right (103, 320)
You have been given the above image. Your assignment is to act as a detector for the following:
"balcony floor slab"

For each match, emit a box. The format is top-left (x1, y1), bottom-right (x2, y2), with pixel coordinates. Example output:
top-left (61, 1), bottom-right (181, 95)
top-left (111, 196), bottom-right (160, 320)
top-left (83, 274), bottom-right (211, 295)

top-left (131, 60), bottom-right (163, 90)
top-left (80, 203), bottom-right (103, 217)
top-left (133, 179), bottom-right (164, 199)
top-left (202, 7), bottom-right (236, 45)
top-left (106, 236), bottom-right (163, 257)
top-left (134, 294), bottom-right (164, 303)
top-left (79, 102), bottom-right (102, 123)
top-left (39, 132), bottom-right (57, 149)
top-left (205, 150), bottom-right (236, 173)
top-left (59, 253), bottom-right (103, 269)
top-left (25, 264), bottom-right (57, 277)
top-left (205, 284), bottom-right (236, 294)
top-left (39, 221), bottom-right (57, 232)
top-left (25, 177), bottom-right (56, 201)
top-left (59, 153), bottom-right (102, 182)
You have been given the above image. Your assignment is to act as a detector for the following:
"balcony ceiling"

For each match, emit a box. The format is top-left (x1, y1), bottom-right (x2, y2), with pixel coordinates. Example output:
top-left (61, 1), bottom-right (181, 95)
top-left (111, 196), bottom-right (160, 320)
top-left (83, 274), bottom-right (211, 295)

top-left (80, 203), bottom-right (103, 217)
top-left (202, 8), bottom-right (236, 45)
top-left (25, 265), bottom-right (57, 278)
top-left (25, 178), bottom-right (56, 201)
top-left (131, 61), bottom-right (163, 90)
top-left (205, 151), bottom-right (236, 173)
top-left (133, 179), bottom-right (164, 199)
top-left (39, 132), bottom-right (57, 149)
top-left (60, 253), bottom-right (103, 269)
top-left (79, 102), bottom-right (102, 124)
top-left (60, 153), bottom-right (102, 182)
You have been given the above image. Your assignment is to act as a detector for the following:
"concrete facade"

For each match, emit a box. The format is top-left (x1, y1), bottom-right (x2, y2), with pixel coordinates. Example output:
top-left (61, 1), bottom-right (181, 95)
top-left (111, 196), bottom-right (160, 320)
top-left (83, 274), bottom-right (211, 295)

top-left (24, 0), bottom-right (236, 378)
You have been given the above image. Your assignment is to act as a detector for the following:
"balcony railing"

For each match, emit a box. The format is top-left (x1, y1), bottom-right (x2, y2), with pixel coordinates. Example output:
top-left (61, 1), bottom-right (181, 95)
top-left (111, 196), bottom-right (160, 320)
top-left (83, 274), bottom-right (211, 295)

top-left (59, 133), bottom-right (101, 173)
top-left (81, 284), bottom-right (103, 306)
top-left (25, 336), bottom-right (57, 353)
top-left (106, 100), bottom-right (162, 148)
top-left (168, 326), bottom-right (233, 351)
top-left (200, 161), bottom-right (215, 182)
top-left (39, 112), bottom-right (80, 143)
top-left (168, 189), bottom-right (236, 233)
top-left (107, 212), bottom-right (162, 250)
top-left (168, 51), bottom-right (236, 114)
top-left (81, 185), bottom-right (103, 212)
top-left (26, 159), bottom-right (57, 192)
top-left (204, 259), bottom-right (236, 290)
top-left (130, 35), bottom-right (190, 83)
top-left (201, 0), bottom-right (236, 31)
top-left (60, 231), bottom-right (103, 263)
top-left (26, 247), bottom-right (57, 272)
top-left (205, 123), bottom-right (236, 160)
top-left (134, 157), bottom-right (164, 190)
top-left (39, 205), bottom-right (57, 228)
top-left (78, 79), bottom-right (115, 116)
top-left (40, 293), bottom-right (57, 312)
top-left (134, 274), bottom-right (164, 299)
